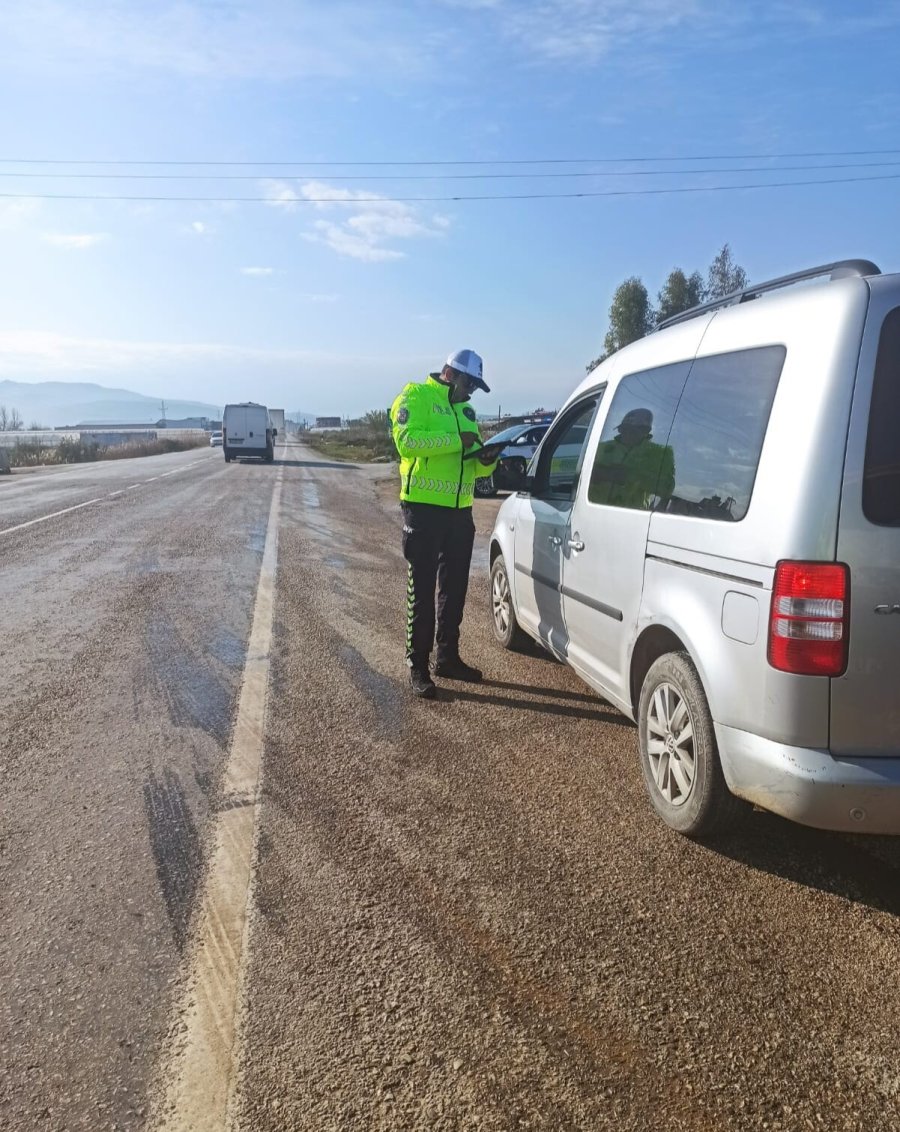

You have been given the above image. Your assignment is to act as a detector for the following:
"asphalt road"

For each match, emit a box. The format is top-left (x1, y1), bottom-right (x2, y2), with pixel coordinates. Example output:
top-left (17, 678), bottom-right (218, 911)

top-left (1, 438), bottom-right (899, 1132)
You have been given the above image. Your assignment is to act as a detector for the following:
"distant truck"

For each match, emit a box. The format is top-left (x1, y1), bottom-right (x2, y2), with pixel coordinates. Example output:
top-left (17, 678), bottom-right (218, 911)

top-left (222, 402), bottom-right (276, 463)
top-left (268, 408), bottom-right (286, 437)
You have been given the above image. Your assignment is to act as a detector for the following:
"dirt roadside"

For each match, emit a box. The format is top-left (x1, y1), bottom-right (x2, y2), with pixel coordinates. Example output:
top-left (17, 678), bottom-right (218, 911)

top-left (229, 453), bottom-right (900, 1132)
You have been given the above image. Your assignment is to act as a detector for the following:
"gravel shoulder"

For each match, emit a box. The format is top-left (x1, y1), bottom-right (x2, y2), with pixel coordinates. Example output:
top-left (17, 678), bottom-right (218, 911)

top-left (3, 443), bottom-right (898, 1132)
top-left (231, 449), bottom-right (900, 1131)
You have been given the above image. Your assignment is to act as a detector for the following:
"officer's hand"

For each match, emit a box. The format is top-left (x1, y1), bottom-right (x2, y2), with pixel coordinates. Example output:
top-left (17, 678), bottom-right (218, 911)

top-left (477, 449), bottom-right (495, 465)
top-left (460, 431), bottom-right (478, 450)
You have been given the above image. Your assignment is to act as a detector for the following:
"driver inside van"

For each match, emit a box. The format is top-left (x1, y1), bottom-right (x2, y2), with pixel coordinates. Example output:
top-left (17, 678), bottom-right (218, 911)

top-left (589, 407), bottom-right (675, 510)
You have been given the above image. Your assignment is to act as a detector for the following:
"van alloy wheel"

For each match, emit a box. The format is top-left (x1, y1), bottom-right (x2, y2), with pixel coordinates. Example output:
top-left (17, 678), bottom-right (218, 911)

top-left (646, 682), bottom-right (695, 806)
top-left (492, 565), bottom-right (512, 637)
top-left (638, 651), bottom-right (750, 838)
top-left (489, 555), bottom-right (529, 650)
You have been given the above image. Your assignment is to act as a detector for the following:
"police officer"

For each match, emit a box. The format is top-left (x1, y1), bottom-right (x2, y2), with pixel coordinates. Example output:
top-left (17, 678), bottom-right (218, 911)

top-left (588, 407), bottom-right (675, 509)
top-left (390, 349), bottom-right (498, 698)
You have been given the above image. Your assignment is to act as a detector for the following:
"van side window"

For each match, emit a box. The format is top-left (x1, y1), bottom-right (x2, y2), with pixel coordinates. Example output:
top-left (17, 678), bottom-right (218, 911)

top-left (587, 361), bottom-right (689, 511)
top-left (663, 345), bottom-right (785, 522)
top-left (863, 307), bottom-right (900, 526)
top-left (533, 398), bottom-right (600, 500)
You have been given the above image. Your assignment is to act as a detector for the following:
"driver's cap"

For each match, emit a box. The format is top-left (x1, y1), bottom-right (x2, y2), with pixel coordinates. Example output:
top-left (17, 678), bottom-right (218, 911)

top-left (445, 348), bottom-right (489, 393)
top-left (618, 407), bottom-right (653, 431)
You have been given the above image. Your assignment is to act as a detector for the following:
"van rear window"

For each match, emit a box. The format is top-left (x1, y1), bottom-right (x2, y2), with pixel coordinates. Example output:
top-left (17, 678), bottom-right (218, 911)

top-left (588, 348), bottom-right (784, 520)
top-left (863, 307), bottom-right (900, 526)
top-left (664, 346), bottom-right (785, 522)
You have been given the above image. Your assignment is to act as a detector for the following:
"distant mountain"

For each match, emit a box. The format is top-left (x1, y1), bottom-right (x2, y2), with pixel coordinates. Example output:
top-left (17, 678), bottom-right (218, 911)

top-left (0, 380), bottom-right (222, 428)
top-left (289, 410), bottom-right (317, 425)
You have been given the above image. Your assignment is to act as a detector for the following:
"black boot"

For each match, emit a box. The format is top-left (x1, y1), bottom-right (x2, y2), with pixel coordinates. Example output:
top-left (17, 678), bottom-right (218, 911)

top-left (409, 664), bottom-right (437, 699)
top-left (433, 655), bottom-right (483, 683)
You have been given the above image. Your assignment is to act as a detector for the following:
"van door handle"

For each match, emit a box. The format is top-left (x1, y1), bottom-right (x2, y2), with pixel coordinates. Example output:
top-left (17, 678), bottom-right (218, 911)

top-left (567, 538), bottom-right (585, 551)
top-left (548, 535), bottom-right (562, 548)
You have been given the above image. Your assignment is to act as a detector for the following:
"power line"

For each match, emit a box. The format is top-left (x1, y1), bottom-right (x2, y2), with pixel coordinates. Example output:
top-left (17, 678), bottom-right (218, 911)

top-left (1, 148), bottom-right (900, 167)
top-left (1, 160), bottom-right (900, 182)
top-left (2, 171), bottom-right (900, 203)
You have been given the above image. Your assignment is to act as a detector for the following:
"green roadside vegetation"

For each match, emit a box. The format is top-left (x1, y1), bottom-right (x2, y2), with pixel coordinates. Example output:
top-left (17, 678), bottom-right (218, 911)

top-left (303, 431), bottom-right (396, 463)
top-left (4, 435), bottom-right (208, 468)
top-left (301, 407), bottom-right (509, 464)
top-left (302, 409), bottom-right (396, 464)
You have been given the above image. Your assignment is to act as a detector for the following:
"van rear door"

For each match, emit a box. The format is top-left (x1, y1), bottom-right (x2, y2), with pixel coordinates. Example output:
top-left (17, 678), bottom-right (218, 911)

top-left (225, 406), bottom-right (247, 445)
top-left (831, 290), bottom-right (900, 756)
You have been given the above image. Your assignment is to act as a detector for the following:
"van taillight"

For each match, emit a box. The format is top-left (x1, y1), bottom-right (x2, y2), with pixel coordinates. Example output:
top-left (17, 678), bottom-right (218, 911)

top-left (768, 561), bottom-right (849, 677)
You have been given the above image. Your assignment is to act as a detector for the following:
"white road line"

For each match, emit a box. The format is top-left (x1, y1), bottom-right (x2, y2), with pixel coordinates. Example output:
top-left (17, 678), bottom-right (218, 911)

top-left (0, 496), bottom-right (107, 537)
top-left (154, 469), bottom-right (283, 1132)
top-left (0, 459), bottom-right (210, 537)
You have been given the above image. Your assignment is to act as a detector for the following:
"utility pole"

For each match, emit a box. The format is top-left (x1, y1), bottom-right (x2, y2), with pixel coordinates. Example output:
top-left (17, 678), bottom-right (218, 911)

top-left (160, 400), bottom-right (167, 426)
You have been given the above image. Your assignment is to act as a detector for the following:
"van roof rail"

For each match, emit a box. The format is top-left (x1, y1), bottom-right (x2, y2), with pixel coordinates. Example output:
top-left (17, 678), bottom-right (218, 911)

top-left (655, 258), bottom-right (881, 331)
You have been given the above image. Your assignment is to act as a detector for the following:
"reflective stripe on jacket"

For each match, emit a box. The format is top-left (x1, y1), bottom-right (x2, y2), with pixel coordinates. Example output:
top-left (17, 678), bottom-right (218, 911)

top-left (390, 375), bottom-right (497, 508)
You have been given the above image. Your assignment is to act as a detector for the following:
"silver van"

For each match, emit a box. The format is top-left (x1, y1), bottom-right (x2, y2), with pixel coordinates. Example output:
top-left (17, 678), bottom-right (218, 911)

top-left (488, 259), bottom-right (900, 837)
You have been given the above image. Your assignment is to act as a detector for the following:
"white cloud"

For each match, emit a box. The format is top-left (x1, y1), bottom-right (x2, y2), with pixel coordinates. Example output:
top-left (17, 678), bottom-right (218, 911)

top-left (240, 266), bottom-right (275, 276)
top-left (437, 0), bottom-right (900, 63)
top-left (0, 199), bottom-right (41, 230)
top-left (264, 179), bottom-right (451, 262)
top-left (497, 0), bottom-right (709, 61)
top-left (306, 221), bottom-right (404, 263)
top-left (0, 329), bottom-right (414, 380)
top-left (299, 293), bottom-right (339, 302)
top-left (0, 330), bottom-right (308, 372)
top-left (261, 181), bottom-right (302, 212)
top-left (1, 0), bottom-right (895, 88)
top-left (190, 221), bottom-right (213, 236)
top-left (0, 1), bottom-right (428, 81)
top-left (41, 232), bottom-right (108, 249)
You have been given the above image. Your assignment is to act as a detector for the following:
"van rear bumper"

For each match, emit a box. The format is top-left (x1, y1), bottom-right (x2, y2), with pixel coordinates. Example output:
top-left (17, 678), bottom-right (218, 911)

top-left (715, 724), bottom-right (900, 834)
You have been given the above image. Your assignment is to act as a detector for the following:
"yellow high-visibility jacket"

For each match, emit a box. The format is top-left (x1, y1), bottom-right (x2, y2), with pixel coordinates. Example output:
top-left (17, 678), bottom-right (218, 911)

top-left (391, 375), bottom-right (498, 508)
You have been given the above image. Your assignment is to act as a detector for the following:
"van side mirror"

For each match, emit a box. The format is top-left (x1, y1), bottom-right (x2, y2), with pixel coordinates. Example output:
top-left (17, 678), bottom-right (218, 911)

top-left (504, 461), bottom-right (532, 493)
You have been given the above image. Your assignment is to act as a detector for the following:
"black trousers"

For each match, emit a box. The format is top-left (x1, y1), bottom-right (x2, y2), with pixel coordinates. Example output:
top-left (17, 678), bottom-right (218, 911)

top-left (401, 501), bottom-right (476, 667)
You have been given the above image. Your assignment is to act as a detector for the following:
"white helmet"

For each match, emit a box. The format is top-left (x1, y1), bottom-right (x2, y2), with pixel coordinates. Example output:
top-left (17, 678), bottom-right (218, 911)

top-left (445, 348), bottom-right (489, 392)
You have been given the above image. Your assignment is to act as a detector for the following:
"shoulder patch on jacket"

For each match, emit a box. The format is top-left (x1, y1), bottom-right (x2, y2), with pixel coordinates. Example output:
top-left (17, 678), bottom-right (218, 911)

top-left (463, 405), bottom-right (476, 421)
top-left (396, 406), bottom-right (409, 424)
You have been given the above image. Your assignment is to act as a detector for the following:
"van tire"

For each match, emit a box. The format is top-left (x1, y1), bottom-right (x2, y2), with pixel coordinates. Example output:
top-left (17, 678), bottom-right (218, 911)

top-left (638, 652), bottom-right (749, 838)
top-left (490, 555), bottom-right (529, 651)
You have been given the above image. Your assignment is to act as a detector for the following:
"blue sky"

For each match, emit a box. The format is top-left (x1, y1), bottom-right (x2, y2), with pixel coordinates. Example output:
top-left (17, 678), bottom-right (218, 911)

top-left (1, 0), bottom-right (898, 418)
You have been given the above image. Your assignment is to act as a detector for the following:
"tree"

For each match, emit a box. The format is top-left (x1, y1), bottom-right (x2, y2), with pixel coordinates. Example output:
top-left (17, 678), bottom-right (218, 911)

top-left (0, 405), bottom-right (8, 430)
top-left (656, 268), bottom-right (705, 325)
top-left (707, 243), bottom-right (748, 300)
top-left (602, 276), bottom-right (654, 359)
top-left (585, 353), bottom-right (605, 373)
top-left (363, 408), bottom-right (390, 434)
top-left (587, 247), bottom-right (748, 370)
top-left (8, 408), bottom-right (23, 431)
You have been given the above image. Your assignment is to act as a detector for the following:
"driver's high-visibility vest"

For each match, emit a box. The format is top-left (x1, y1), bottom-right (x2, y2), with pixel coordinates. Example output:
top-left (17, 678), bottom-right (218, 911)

top-left (391, 375), bottom-right (497, 508)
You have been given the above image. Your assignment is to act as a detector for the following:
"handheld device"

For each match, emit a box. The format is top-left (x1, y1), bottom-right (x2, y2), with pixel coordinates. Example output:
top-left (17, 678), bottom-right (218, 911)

top-left (463, 440), bottom-right (508, 462)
